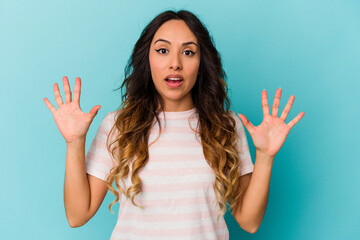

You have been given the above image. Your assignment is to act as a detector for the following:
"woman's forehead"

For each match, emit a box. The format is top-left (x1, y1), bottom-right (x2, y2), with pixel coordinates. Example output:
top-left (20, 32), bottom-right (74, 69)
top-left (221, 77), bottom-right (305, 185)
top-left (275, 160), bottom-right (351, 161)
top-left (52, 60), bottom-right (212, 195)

top-left (152, 20), bottom-right (198, 45)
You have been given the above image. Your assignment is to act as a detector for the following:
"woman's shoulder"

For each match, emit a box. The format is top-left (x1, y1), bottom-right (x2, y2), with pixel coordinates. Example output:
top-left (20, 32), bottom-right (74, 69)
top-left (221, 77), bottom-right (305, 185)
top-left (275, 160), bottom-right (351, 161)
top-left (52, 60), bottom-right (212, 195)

top-left (104, 110), bottom-right (120, 122)
top-left (227, 110), bottom-right (245, 129)
top-left (107, 110), bottom-right (119, 117)
top-left (228, 110), bottom-right (236, 117)
top-left (227, 110), bottom-right (240, 121)
top-left (98, 110), bottom-right (120, 132)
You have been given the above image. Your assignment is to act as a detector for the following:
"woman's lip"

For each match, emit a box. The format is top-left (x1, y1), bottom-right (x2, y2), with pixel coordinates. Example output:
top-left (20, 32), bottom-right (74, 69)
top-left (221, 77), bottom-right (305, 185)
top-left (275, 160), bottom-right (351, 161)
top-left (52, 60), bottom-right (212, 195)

top-left (165, 74), bottom-right (183, 80)
top-left (165, 79), bottom-right (184, 88)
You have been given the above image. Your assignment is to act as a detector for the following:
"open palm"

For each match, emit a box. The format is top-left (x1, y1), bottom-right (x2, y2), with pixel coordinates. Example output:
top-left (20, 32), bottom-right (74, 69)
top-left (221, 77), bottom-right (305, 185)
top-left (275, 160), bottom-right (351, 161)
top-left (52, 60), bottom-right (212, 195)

top-left (43, 76), bottom-right (101, 144)
top-left (238, 88), bottom-right (305, 158)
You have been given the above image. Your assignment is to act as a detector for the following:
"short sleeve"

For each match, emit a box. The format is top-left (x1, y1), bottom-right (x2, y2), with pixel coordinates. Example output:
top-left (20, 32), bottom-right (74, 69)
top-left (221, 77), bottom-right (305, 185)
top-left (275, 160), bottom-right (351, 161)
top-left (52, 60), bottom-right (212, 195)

top-left (231, 111), bottom-right (254, 176)
top-left (85, 112), bottom-right (116, 182)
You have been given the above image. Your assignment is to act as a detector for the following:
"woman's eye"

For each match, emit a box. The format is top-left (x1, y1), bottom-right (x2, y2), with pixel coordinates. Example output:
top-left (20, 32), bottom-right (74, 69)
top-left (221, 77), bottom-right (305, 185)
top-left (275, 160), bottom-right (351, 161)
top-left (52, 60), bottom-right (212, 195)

top-left (183, 50), bottom-right (195, 56)
top-left (155, 48), bottom-right (168, 54)
top-left (155, 49), bottom-right (195, 56)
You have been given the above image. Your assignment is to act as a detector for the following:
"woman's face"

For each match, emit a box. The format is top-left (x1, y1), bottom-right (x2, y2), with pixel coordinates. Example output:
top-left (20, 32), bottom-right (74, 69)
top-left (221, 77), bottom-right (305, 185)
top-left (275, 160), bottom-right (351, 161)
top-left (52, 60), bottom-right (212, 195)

top-left (149, 19), bottom-right (200, 111)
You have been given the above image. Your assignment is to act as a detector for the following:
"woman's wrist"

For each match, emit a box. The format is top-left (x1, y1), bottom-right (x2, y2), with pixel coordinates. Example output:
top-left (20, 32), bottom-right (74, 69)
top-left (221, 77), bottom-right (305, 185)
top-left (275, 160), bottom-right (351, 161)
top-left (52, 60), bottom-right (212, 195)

top-left (255, 150), bottom-right (275, 167)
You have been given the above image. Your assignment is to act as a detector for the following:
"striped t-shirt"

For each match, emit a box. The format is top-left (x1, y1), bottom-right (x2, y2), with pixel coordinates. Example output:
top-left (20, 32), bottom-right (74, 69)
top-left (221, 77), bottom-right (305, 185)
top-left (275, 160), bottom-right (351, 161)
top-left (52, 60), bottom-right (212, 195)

top-left (85, 107), bottom-right (254, 240)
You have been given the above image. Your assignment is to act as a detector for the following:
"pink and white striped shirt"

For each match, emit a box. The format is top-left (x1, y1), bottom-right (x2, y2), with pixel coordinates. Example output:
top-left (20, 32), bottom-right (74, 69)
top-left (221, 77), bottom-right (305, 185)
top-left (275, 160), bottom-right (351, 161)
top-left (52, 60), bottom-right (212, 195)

top-left (85, 108), bottom-right (254, 240)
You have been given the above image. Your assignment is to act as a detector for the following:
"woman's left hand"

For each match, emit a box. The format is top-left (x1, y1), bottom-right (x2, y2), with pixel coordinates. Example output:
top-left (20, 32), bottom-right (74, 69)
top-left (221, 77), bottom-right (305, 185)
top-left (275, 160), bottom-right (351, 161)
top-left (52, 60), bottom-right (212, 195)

top-left (238, 88), bottom-right (305, 159)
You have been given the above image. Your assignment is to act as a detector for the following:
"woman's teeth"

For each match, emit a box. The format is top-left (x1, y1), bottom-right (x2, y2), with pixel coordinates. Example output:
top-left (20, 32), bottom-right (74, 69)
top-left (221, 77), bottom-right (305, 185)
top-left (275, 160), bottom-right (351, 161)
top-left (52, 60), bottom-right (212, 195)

top-left (167, 78), bottom-right (182, 81)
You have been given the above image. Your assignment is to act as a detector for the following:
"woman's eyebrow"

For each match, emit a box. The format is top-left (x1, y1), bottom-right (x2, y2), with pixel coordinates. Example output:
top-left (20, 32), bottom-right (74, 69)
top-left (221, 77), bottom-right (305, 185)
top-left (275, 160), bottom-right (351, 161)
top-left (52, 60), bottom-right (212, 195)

top-left (154, 38), bottom-right (198, 47)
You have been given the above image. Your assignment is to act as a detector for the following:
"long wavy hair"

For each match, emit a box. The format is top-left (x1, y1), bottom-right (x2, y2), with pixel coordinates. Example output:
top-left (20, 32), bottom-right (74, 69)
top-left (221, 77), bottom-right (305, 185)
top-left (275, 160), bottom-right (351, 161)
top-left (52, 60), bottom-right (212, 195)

top-left (104, 9), bottom-right (244, 222)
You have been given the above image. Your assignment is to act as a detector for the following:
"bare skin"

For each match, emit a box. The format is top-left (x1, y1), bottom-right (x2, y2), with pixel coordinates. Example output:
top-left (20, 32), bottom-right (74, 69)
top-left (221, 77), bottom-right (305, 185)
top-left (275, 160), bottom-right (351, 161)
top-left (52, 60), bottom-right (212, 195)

top-left (44, 76), bottom-right (106, 227)
top-left (234, 88), bottom-right (305, 233)
top-left (149, 19), bottom-right (200, 112)
top-left (239, 89), bottom-right (304, 158)
top-left (43, 76), bottom-right (101, 144)
top-left (43, 27), bottom-right (305, 233)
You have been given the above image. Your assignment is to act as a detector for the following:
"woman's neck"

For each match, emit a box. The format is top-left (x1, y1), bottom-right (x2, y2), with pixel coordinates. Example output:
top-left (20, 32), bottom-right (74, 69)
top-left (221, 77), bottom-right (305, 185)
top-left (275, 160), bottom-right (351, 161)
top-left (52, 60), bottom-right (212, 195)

top-left (157, 99), bottom-right (195, 112)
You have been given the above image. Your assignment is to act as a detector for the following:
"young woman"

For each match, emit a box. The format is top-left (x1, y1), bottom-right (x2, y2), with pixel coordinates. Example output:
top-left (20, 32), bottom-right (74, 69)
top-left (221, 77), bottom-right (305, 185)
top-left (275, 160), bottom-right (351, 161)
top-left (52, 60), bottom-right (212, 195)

top-left (44, 10), bottom-right (304, 240)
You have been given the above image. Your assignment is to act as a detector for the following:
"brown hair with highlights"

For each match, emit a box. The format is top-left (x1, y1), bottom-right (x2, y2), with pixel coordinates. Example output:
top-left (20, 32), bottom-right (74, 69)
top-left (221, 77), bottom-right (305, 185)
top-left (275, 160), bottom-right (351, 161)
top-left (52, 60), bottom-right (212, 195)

top-left (104, 9), bottom-right (245, 222)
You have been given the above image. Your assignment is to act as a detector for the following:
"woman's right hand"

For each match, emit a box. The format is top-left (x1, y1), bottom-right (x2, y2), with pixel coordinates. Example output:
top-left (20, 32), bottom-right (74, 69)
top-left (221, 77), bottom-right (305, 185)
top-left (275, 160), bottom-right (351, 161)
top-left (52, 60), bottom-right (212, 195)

top-left (43, 76), bottom-right (101, 144)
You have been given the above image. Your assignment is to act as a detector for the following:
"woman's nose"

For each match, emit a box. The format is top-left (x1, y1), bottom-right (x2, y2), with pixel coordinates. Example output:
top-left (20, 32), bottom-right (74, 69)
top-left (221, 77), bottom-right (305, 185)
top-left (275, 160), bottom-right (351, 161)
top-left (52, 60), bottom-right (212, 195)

top-left (169, 53), bottom-right (182, 70)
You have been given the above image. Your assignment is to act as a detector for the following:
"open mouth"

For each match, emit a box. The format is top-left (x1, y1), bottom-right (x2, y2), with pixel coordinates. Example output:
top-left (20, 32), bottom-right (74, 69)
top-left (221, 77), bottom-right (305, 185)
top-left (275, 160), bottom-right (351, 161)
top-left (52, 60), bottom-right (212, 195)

top-left (165, 77), bottom-right (183, 83)
top-left (165, 77), bottom-right (184, 88)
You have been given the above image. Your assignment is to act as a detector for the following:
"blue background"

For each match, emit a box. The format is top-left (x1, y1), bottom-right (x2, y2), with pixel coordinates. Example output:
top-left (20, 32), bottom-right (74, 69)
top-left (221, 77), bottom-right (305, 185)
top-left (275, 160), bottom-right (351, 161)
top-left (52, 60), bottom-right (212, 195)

top-left (1, 0), bottom-right (359, 239)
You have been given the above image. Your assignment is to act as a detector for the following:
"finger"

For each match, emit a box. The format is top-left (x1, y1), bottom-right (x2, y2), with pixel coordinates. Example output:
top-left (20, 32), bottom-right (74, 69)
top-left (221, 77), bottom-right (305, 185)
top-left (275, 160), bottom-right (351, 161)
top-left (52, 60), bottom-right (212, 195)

top-left (261, 89), bottom-right (270, 117)
top-left (272, 88), bottom-right (282, 117)
top-left (237, 113), bottom-right (256, 135)
top-left (43, 97), bottom-right (57, 115)
top-left (287, 111), bottom-right (305, 129)
top-left (280, 95), bottom-right (295, 121)
top-left (73, 77), bottom-right (81, 103)
top-left (53, 82), bottom-right (64, 106)
top-left (89, 105), bottom-right (101, 117)
top-left (63, 76), bottom-right (72, 103)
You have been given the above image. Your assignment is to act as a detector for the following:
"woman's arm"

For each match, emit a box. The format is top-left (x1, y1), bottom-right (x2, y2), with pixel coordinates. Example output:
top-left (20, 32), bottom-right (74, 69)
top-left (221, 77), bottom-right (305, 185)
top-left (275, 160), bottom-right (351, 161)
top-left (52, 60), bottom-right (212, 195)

top-left (234, 151), bottom-right (274, 233)
top-left (234, 88), bottom-right (304, 233)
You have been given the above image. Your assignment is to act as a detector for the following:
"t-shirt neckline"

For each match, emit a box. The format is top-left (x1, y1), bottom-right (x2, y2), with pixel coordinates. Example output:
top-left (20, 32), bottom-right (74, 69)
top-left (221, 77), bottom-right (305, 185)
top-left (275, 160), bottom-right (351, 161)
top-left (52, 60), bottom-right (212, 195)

top-left (157, 107), bottom-right (197, 119)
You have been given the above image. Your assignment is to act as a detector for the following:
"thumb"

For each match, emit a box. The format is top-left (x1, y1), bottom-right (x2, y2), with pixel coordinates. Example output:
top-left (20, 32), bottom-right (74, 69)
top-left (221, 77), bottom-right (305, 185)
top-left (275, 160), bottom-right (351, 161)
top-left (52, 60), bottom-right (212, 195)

top-left (89, 105), bottom-right (101, 117)
top-left (237, 113), bottom-right (255, 135)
